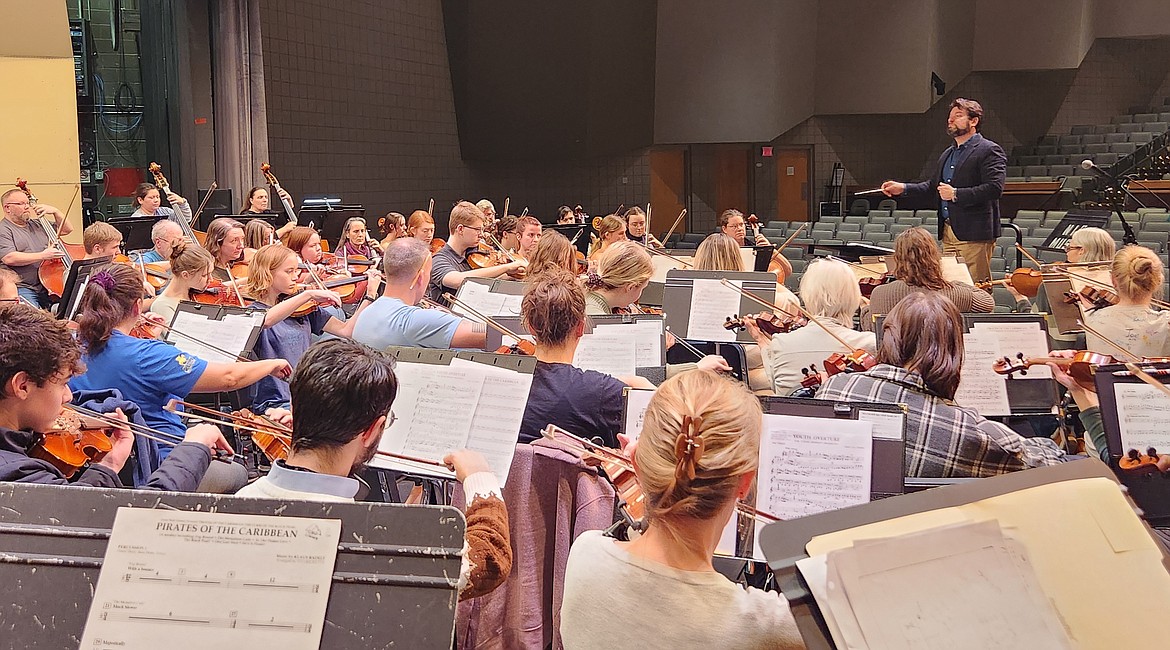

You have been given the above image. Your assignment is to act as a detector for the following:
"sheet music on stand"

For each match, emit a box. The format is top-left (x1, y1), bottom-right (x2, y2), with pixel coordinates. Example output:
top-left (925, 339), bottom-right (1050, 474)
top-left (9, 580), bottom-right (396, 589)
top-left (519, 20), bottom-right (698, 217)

top-left (662, 270), bottom-right (778, 343)
top-left (370, 348), bottom-right (535, 485)
top-left (451, 278), bottom-right (524, 320)
top-left (166, 300), bottom-right (265, 364)
top-left (621, 386), bottom-right (656, 440)
top-left (493, 314), bottom-right (668, 384)
top-left (55, 257), bottom-right (112, 320)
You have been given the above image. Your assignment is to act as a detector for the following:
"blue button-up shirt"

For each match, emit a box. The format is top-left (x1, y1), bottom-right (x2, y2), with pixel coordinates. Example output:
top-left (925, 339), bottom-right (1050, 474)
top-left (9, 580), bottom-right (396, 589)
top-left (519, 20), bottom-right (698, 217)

top-left (940, 132), bottom-right (983, 222)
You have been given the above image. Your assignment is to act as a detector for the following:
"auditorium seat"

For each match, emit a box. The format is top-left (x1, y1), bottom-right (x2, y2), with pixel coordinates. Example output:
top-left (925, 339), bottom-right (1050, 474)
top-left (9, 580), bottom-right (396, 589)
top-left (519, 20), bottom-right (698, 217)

top-left (842, 215), bottom-right (868, 225)
top-left (877, 198), bottom-right (898, 212)
top-left (1042, 155), bottom-right (1066, 166)
top-left (888, 223), bottom-right (912, 236)
top-left (1058, 134), bottom-right (1081, 146)
top-left (1038, 135), bottom-right (1060, 146)
top-left (867, 232), bottom-right (893, 244)
top-left (681, 233), bottom-right (706, 244)
top-left (848, 198), bottom-right (870, 216)
top-left (1112, 115), bottom-right (1134, 124)
top-left (1110, 142), bottom-right (1137, 155)
top-left (1063, 155), bottom-right (1086, 166)
top-left (867, 210), bottom-right (891, 221)
top-left (1014, 209), bottom-right (1044, 226)
top-left (838, 231), bottom-right (863, 243)
top-left (1142, 221), bottom-right (1170, 236)
top-left (1157, 114), bottom-right (1170, 125)
top-left (1080, 134), bottom-right (1105, 145)
top-left (1096, 152), bottom-right (1119, 165)
top-left (1104, 133), bottom-right (1129, 144)
top-left (1044, 210), bottom-right (1068, 226)
top-left (868, 216), bottom-right (895, 230)
top-left (761, 228), bottom-right (784, 239)
top-left (1048, 165), bottom-right (1074, 177)
top-left (1018, 155), bottom-right (1043, 166)
top-left (674, 241), bottom-right (697, 250)
top-left (1134, 113), bottom-right (1159, 123)
top-left (1070, 125), bottom-right (1093, 135)
top-left (766, 220), bottom-right (787, 230)
top-left (914, 209), bottom-right (937, 223)
top-left (1130, 132), bottom-right (1155, 144)
top-left (1006, 176), bottom-right (1027, 183)
top-left (1118, 124), bottom-right (1143, 134)
top-left (1036, 145), bottom-right (1058, 157)
top-left (1006, 166), bottom-right (1024, 177)
top-left (1057, 144), bottom-right (1083, 155)
top-left (1023, 165), bottom-right (1049, 177)
top-left (1093, 124), bottom-right (1119, 134)
top-left (1084, 143), bottom-right (1109, 154)
top-left (836, 222), bottom-right (862, 233)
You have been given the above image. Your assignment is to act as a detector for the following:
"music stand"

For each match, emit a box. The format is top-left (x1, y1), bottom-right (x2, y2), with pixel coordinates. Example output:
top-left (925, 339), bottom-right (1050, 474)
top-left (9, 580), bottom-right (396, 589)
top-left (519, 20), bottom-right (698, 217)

top-left (544, 223), bottom-right (591, 257)
top-left (302, 206), bottom-right (366, 249)
top-left (108, 216), bottom-right (160, 252)
top-left (222, 213), bottom-right (282, 231)
top-left (1038, 209), bottom-right (1109, 255)
top-left (196, 187), bottom-right (235, 223)
top-left (55, 257), bottom-right (114, 321)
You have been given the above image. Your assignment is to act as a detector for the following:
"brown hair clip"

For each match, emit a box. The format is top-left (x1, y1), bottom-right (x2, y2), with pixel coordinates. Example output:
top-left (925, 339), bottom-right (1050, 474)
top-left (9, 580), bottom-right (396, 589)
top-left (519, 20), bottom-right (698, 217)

top-left (673, 415), bottom-right (705, 483)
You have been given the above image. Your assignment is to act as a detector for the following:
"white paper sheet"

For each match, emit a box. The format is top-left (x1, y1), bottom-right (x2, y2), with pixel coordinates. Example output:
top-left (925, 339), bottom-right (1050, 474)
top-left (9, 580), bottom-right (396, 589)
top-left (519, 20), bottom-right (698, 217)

top-left (621, 387), bottom-right (656, 439)
top-left (973, 321), bottom-right (1052, 380)
top-left (448, 358), bottom-right (532, 485)
top-left (758, 414), bottom-right (873, 522)
top-left (81, 508), bottom-right (340, 650)
top-left (573, 333), bottom-right (638, 377)
top-left (686, 278), bottom-right (742, 342)
top-left (167, 306), bottom-right (264, 364)
top-left (954, 329), bottom-right (1012, 415)
top-left (452, 281), bottom-right (506, 321)
top-left (595, 319), bottom-right (665, 367)
top-left (1114, 382), bottom-right (1170, 454)
top-left (855, 408), bottom-right (905, 441)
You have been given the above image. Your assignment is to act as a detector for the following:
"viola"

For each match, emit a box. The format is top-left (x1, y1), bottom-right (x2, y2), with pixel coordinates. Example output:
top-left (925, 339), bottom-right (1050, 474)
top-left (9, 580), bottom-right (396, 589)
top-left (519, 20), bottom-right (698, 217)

top-left (298, 264), bottom-right (367, 305)
top-left (823, 349), bottom-right (878, 377)
top-left (723, 312), bottom-right (806, 336)
top-left (1118, 447), bottom-right (1170, 475)
top-left (858, 274), bottom-right (895, 298)
top-left (286, 276), bottom-right (366, 317)
top-left (1063, 285), bottom-right (1119, 311)
top-left (495, 339), bottom-right (536, 356)
top-left (978, 268), bottom-right (1045, 298)
top-left (991, 351), bottom-right (1115, 392)
top-left (30, 409), bottom-right (114, 479)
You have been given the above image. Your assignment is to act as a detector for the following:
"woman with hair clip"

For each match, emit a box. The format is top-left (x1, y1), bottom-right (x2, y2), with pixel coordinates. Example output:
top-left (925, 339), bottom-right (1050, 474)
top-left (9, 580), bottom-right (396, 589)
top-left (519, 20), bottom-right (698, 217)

top-left (585, 241), bottom-right (732, 376)
top-left (517, 270), bottom-right (654, 447)
top-left (1083, 244), bottom-right (1170, 357)
top-left (147, 241), bottom-right (216, 323)
top-left (860, 227), bottom-right (992, 331)
top-left (560, 370), bottom-right (803, 649)
top-left (744, 258), bottom-right (875, 396)
top-left (588, 214), bottom-right (627, 261)
top-left (68, 264), bottom-right (290, 466)
top-left (244, 244), bottom-right (364, 411)
top-left (525, 231), bottom-right (580, 280)
top-left (203, 217), bottom-right (246, 282)
top-left (818, 292), bottom-right (1068, 477)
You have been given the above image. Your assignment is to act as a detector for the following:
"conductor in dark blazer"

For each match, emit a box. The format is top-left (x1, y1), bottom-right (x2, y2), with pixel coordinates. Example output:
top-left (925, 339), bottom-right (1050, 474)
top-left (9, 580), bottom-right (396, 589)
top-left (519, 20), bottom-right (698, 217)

top-left (881, 98), bottom-right (1006, 284)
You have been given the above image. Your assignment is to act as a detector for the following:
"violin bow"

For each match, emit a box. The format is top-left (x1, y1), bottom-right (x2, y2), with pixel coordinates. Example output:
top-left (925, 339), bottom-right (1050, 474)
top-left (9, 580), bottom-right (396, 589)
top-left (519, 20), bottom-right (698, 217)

top-left (826, 254), bottom-right (887, 278)
top-left (660, 208), bottom-right (687, 245)
top-left (67, 404), bottom-right (243, 462)
top-left (58, 184), bottom-right (81, 239)
top-left (443, 292), bottom-right (527, 342)
top-left (665, 326), bottom-right (707, 360)
top-left (427, 198), bottom-right (435, 219)
top-left (502, 197), bottom-right (510, 221)
top-left (631, 238), bottom-right (693, 267)
top-left (1059, 268), bottom-right (1170, 310)
top-left (774, 223), bottom-right (807, 254)
top-left (1074, 319), bottom-right (1170, 398)
top-left (736, 501), bottom-right (782, 524)
top-left (718, 278), bottom-right (856, 350)
top-left (1015, 243), bottom-right (1044, 268)
top-left (190, 180), bottom-right (217, 231)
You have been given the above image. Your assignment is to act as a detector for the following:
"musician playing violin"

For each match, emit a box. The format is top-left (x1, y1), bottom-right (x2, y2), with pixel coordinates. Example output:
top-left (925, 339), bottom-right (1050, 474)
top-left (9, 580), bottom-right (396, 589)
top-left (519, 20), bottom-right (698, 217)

top-left (583, 241), bottom-right (730, 375)
top-left (561, 371), bottom-right (802, 650)
top-left (426, 201), bottom-right (526, 304)
top-left (525, 231), bottom-right (580, 280)
top-left (514, 215), bottom-right (542, 259)
top-left (236, 339), bottom-right (512, 600)
top-left (0, 187), bottom-right (71, 308)
top-left (203, 217), bottom-right (246, 282)
top-left (69, 265), bottom-right (290, 468)
top-left (588, 214), bottom-right (626, 261)
top-left (1084, 245), bottom-right (1170, 358)
top-left (147, 242), bottom-right (215, 323)
top-left (623, 206), bottom-right (663, 249)
top-left (81, 221), bottom-right (124, 259)
top-left (339, 216), bottom-right (384, 261)
top-left (377, 211), bottom-right (407, 250)
top-left (818, 292), bottom-right (1069, 477)
top-left (743, 258), bottom-right (876, 396)
top-left (244, 244), bottom-right (363, 412)
top-left (517, 271), bottom-right (654, 447)
top-left (1004, 227), bottom-right (1115, 314)
top-left (0, 302), bottom-right (231, 489)
top-left (352, 237), bottom-right (487, 350)
top-left (129, 219), bottom-right (184, 267)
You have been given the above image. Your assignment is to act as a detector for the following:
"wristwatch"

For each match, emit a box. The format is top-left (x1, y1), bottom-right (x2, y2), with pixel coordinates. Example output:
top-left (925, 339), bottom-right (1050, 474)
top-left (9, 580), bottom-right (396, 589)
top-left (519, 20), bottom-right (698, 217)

top-left (363, 294), bottom-right (377, 304)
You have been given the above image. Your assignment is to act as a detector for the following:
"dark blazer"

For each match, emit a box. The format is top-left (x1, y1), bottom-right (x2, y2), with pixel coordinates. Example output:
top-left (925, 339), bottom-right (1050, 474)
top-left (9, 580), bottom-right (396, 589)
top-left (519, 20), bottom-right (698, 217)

top-left (903, 133), bottom-right (1007, 242)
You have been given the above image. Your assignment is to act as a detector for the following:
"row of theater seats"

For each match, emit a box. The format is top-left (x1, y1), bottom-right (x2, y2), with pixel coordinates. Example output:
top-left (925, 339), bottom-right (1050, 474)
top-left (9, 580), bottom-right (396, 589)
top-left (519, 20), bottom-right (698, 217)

top-left (1006, 111), bottom-right (1170, 182)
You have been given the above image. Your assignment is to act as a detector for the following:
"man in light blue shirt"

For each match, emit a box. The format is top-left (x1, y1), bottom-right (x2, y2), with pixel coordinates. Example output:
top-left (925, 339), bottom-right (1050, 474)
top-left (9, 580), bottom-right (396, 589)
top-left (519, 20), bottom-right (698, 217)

top-left (353, 237), bottom-right (487, 350)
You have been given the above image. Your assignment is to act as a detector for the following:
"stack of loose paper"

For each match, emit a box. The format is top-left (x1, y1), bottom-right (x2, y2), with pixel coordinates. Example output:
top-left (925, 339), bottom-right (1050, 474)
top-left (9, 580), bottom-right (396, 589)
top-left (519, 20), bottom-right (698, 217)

top-left (573, 319), bottom-right (665, 377)
top-left (794, 477), bottom-right (1170, 649)
top-left (955, 319), bottom-right (1051, 415)
top-left (451, 282), bottom-right (523, 320)
top-left (371, 357), bottom-right (532, 485)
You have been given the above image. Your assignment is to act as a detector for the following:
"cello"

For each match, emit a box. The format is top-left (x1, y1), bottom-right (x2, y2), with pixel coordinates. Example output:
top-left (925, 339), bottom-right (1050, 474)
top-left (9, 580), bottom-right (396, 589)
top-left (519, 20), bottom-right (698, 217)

top-left (259, 162), bottom-right (299, 227)
top-left (148, 162), bottom-right (206, 244)
top-left (16, 179), bottom-right (83, 298)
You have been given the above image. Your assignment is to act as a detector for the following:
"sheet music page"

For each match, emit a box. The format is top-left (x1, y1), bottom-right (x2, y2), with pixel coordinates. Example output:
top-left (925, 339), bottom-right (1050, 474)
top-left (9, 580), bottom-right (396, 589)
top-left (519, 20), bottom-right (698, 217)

top-left (954, 329), bottom-right (1012, 415)
top-left (856, 408), bottom-right (905, 441)
top-left (1114, 382), bottom-right (1170, 454)
top-left (595, 319), bottom-right (664, 367)
top-left (941, 255), bottom-right (974, 285)
top-left (498, 293), bottom-right (524, 317)
top-left (572, 333), bottom-right (637, 377)
top-left (758, 414), bottom-right (873, 521)
top-left (166, 305), bottom-right (261, 364)
top-left (686, 278), bottom-right (741, 342)
top-left (621, 387), bottom-right (656, 439)
top-left (81, 508), bottom-right (340, 650)
top-left (738, 247), bottom-right (758, 272)
top-left (373, 362), bottom-right (484, 475)
top-left (448, 358), bottom-right (532, 485)
top-left (972, 321), bottom-right (1052, 379)
top-left (452, 282), bottom-right (506, 322)
top-left (651, 255), bottom-right (692, 283)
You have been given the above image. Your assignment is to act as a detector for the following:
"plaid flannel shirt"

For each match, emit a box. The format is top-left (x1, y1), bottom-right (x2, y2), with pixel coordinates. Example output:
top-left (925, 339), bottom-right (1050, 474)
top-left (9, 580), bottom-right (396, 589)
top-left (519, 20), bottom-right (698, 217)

top-left (817, 364), bottom-right (1068, 478)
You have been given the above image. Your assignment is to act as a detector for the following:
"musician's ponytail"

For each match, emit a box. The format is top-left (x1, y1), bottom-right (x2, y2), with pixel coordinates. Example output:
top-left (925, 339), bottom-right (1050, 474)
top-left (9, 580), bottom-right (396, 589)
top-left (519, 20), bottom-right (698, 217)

top-left (77, 264), bottom-right (143, 354)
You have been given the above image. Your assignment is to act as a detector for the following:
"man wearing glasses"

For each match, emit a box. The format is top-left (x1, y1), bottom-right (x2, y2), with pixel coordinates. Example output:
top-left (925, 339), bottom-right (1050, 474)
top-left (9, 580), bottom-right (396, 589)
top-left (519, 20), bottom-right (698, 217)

top-left (426, 201), bottom-right (526, 304)
top-left (881, 98), bottom-right (1007, 284)
top-left (352, 237), bottom-right (487, 350)
top-left (0, 188), bottom-right (72, 308)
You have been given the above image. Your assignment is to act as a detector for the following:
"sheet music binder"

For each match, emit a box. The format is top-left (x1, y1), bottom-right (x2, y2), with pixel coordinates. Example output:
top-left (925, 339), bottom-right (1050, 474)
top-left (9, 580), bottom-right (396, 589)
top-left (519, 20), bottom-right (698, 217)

top-left (756, 459), bottom-right (1168, 650)
top-left (662, 270), bottom-right (778, 343)
top-left (55, 256), bottom-right (114, 320)
top-left (0, 482), bottom-right (465, 650)
top-left (168, 300), bottom-right (264, 361)
top-left (492, 314), bottom-right (668, 384)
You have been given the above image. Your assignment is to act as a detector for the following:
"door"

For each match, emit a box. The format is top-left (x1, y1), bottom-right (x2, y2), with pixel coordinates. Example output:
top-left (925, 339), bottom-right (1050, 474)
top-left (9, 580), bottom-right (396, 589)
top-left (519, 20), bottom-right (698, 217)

top-left (649, 148), bottom-right (686, 241)
top-left (775, 146), bottom-right (813, 222)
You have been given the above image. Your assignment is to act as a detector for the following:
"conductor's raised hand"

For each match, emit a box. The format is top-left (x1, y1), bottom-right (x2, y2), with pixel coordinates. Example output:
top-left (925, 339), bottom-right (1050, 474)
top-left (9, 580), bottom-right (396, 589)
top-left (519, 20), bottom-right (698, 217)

top-left (880, 180), bottom-right (905, 197)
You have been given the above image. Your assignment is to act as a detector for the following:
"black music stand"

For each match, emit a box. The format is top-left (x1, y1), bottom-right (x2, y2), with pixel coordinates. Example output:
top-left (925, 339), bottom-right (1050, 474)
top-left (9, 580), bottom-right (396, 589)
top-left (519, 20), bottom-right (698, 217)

top-left (196, 187), bottom-right (235, 223)
top-left (108, 216), bottom-right (159, 252)
top-left (1038, 209), bottom-right (1110, 256)
top-left (0, 482), bottom-right (465, 649)
top-left (303, 206), bottom-right (365, 249)
top-left (545, 223), bottom-right (592, 257)
top-left (661, 270), bottom-right (778, 344)
top-left (55, 257), bottom-right (113, 320)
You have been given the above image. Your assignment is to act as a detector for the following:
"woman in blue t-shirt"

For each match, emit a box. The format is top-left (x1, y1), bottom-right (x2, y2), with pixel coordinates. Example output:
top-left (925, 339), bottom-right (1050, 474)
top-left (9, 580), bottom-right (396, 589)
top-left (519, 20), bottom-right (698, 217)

top-left (517, 270), bottom-right (654, 447)
top-left (243, 244), bottom-right (367, 410)
top-left (69, 265), bottom-right (292, 458)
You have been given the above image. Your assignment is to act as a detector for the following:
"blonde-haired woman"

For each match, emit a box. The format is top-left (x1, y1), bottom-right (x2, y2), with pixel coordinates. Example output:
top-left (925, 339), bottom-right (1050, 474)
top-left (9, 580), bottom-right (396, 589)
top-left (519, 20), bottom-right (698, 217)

top-left (147, 241), bottom-right (216, 323)
top-left (694, 233), bottom-right (799, 312)
top-left (1007, 226), bottom-right (1116, 312)
top-left (1084, 245), bottom-right (1170, 357)
top-left (745, 258), bottom-right (875, 395)
top-left (561, 370), bottom-right (803, 649)
top-left (244, 244), bottom-right (361, 410)
top-left (588, 214), bottom-right (627, 260)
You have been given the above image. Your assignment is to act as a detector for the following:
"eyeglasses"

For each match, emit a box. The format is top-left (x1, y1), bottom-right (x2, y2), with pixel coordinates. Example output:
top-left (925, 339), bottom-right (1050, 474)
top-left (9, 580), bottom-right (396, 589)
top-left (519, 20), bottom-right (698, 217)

top-left (386, 410), bottom-right (398, 429)
top-left (461, 224), bottom-right (483, 235)
top-left (3, 202), bottom-right (29, 207)
top-left (1066, 245), bottom-right (1084, 252)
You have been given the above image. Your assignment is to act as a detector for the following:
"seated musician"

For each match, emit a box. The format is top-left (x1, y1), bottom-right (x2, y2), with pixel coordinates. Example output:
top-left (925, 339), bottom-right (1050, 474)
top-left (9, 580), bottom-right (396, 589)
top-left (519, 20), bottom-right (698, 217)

top-left (244, 244), bottom-right (362, 411)
top-left (241, 186), bottom-right (297, 241)
top-left (0, 302), bottom-right (231, 490)
top-left (525, 231), bottom-right (580, 280)
top-left (147, 241), bottom-right (215, 323)
top-left (1005, 226), bottom-right (1115, 313)
top-left (744, 258), bottom-right (876, 396)
top-left (818, 292), bottom-right (1069, 477)
top-left (1083, 245), bottom-right (1170, 358)
top-left (557, 205), bottom-right (576, 224)
top-left (623, 206), bottom-right (662, 248)
top-left (339, 216), bottom-right (383, 261)
top-left (860, 227), bottom-right (993, 331)
top-left (496, 214), bottom-right (520, 252)
top-left (129, 219), bottom-right (184, 267)
top-left (203, 217), bottom-right (246, 282)
top-left (517, 271), bottom-right (654, 447)
top-left (406, 209), bottom-right (437, 242)
top-left (514, 215), bottom-right (543, 259)
top-left (377, 211), bottom-right (406, 250)
top-left (718, 208), bottom-right (769, 248)
top-left (426, 201), bottom-right (526, 304)
top-left (130, 182), bottom-right (192, 226)
top-left (0, 268), bottom-right (19, 302)
top-left (237, 339), bottom-right (512, 600)
top-left (584, 241), bottom-right (731, 376)
top-left (476, 199), bottom-right (497, 226)
top-left (588, 215), bottom-right (626, 260)
top-left (69, 265), bottom-right (290, 466)
top-left (242, 218), bottom-right (277, 263)
top-left (352, 237), bottom-right (486, 350)
top-left (82, 221), bottom-right (124, 259)
top-left (0, 187), bottom-right (72, 308)
top-left (560, 370), bottom-right (802, 649)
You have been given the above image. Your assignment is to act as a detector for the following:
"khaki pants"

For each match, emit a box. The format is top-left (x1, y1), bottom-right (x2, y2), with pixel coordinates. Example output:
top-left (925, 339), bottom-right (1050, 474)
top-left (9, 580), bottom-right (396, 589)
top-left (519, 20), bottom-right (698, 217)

top-left (942, 224), bottom-right (994, 284)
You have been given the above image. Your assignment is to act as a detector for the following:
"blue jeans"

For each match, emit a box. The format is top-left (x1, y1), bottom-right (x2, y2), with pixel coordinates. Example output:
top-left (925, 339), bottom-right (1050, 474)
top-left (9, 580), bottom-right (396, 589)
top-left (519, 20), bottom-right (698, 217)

top-left (17, 286), bottom-right (45, 309)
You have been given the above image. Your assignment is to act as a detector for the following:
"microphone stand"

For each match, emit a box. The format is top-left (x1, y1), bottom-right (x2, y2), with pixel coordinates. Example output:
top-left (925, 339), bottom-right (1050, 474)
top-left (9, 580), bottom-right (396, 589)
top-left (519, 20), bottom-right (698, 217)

top-left (1084, 162), bottom-right (1138, 246)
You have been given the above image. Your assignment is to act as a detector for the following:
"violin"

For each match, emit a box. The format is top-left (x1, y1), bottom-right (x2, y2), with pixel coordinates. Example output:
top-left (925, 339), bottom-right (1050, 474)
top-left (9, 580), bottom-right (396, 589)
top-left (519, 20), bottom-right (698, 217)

top-left (723, 312), bottom-right (806, 336)
top-left (858, 274), bottom-right (895, 298)
top-left (614, 304), bottom-right (664, 316)
top-left (541, 424), bottom-right (644, 523)
top-left (30, 409), bottom-right (114, 479)
top-left (1118, 447), bottom-right (1170, 475)
top-left (230, 408), bottom-right (293, 462)
top-left (991, 351), bottom-right (1115, 392)
top-left (1063, 285), bottom-right (1119, 311)
top-left (192, 278), bottom-right (248, 307)
top-left (495, 338), bottom-right (536, 356)
top-left (467, 241), bottom-right (509, 270)
top-left (823, 349), bottom-right (878, 377)
top-left (430, 238), bottom-right (446, 254)
top-left (977, 268), bottom-right (1046, 298)
top-left (149, 163), bottom-right (206, 244)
